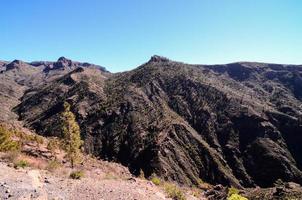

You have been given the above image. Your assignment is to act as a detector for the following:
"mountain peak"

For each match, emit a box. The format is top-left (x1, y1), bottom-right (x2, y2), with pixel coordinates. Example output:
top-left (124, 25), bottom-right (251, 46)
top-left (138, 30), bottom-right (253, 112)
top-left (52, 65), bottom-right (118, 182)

top-left (53, 57), bottom-right (73, 69)
top-left (6, 59), bottom-right (27, 70)
top-left (149, 55), bottom-right (170, 63)
top-left (57, 56), bottom-right (71, 63)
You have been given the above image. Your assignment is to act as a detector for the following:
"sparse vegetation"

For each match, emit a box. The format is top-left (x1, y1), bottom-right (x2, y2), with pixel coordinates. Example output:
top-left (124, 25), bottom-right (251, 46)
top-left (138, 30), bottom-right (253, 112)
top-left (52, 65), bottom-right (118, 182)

top-left (70, 170), bottom-right (84, 179)
top-left (0, 125), bottom-right (20, 152)
top-left (61, 102), bottom-right (83, 168)
top-left (163, 182), bottom-right (186, 200)
top-left (190, 186), bottom-right (203, 198)
top-left (147, 174), bottom-right (186, 200)
top-left (196, 178), bottom-right (212, 190)
top-left (228, 193), bottom-right (248, 200)
top-left (14, 130), bottom-right (44, 147)
top-left (33, 135), bottom-right (44, 148)
top-left (228, 187), bottom-right (240, 196)
top-left (46, 159), bottom-right (62, 172)
top-left (2, 150), bottom-right (20, 163)
top-left (151, 176), bottom-right (161, 185)
top-left (227, 187), bottom-right (248, 200)
top-left (104, 173), bottom-right (118, 180)
top-left (139, 169), bottom-right (145, 179)
top-left (14, 159), bottom-right (29, 168)
top-left (47, 137), bottom-right (61, 158)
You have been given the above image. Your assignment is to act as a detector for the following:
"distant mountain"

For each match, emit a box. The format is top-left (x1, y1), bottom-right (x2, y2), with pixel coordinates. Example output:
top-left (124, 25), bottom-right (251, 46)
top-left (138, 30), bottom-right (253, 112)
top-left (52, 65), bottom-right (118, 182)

top-left (1, 56), bottom-right (302, 188)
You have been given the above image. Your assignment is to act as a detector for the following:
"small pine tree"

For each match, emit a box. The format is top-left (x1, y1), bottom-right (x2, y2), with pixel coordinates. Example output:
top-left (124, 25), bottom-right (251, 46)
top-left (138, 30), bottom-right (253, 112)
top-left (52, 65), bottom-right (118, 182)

top-left (60, 102), bottom-right (83, 168)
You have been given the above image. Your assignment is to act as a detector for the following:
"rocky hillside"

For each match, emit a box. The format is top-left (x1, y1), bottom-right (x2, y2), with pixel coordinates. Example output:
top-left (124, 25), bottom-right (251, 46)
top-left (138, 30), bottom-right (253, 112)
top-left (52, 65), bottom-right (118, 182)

top-left (1, 56), bottom-right (302, 188)
top-left (0, 153), bottom-right (181, 200)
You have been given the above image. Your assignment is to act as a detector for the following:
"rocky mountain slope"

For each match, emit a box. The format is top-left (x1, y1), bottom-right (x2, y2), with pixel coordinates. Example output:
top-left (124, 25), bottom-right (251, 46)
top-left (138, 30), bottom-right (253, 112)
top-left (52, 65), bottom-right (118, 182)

top-left (1, 56), bottom-right (302, 188)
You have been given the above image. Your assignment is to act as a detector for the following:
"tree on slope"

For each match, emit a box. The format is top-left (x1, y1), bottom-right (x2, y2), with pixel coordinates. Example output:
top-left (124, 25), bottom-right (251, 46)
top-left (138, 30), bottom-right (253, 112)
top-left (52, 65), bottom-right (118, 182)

top-left (61, 102), bottom-right (83, 168)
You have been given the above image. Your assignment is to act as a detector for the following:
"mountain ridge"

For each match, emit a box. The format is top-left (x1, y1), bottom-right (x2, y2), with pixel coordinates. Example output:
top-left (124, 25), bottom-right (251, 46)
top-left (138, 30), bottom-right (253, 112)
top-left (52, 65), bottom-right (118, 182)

top-left (2, 55), bottom-right (302, 73)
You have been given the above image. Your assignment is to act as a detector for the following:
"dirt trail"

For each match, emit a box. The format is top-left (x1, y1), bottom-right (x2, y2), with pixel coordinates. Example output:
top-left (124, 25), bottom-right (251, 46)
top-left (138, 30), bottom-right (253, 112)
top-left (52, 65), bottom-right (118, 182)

top-left (0, 162), bottom-right (45, 199)
top-left (0, 161), bottom-right (202, 200)
top-left (27, 170), bottom-right (48, 200)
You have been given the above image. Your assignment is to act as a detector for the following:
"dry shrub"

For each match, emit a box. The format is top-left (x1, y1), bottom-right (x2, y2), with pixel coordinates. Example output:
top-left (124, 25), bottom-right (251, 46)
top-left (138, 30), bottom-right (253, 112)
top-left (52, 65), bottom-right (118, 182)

top-left (163, 182), bottom-right (186, 200)
top-left (151, 176), bottom-right (161, 186)
top-left (14, 159), bottom-right (29, 168)
top-left (46, 159), bottom-right (62, 172)
top-left (0, 125), bottom-right (20, 152)
top-left (2, 151), bottom-right (20, 163)
top-left (70, 170), bottom-right (85, 179)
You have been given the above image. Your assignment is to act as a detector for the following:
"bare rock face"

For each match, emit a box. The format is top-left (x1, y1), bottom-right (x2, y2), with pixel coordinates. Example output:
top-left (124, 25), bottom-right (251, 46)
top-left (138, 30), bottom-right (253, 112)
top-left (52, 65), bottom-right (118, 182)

top-left (52, 56), bottom-right (79, 70)
top-left (1, 56), bottom-right (302, 188)
top-left (42, 56), bottom-right (108, 72)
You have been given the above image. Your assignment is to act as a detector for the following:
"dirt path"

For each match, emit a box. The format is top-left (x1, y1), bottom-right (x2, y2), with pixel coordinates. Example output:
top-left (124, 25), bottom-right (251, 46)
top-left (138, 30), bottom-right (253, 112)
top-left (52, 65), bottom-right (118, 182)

top-left (0, 162), bottom-right (45, 199)
top-left (0, 161), bottom-right (202, 200)
top-left (27, 170), bottom-right (48, 200)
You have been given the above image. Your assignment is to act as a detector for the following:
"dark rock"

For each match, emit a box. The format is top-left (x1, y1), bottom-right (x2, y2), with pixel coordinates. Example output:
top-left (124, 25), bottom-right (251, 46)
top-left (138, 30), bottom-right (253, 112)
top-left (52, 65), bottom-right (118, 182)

top-left (205, 184), bottom-right (227, 200)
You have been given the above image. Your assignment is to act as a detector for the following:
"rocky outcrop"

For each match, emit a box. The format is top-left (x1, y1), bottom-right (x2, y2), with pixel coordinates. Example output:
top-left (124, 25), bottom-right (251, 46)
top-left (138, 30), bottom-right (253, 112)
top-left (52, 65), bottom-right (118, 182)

top-left (1, 56), bottom-right (302, 188)
top-left (6, 60), bottom-right (28, 71)
top-left (42, 57), bottom-right (108, 72)
top-left (0, 61), bottom-right (7, 70)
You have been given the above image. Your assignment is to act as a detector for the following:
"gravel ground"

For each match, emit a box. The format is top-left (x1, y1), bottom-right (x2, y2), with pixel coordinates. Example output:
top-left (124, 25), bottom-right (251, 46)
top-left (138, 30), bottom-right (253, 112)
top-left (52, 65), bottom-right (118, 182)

top-left (0, 161), bottom-right (202, 200)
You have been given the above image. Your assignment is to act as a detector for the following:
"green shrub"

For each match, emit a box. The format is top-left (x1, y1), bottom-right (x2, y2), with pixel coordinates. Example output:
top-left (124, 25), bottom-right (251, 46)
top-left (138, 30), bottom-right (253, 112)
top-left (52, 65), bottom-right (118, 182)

top-left (70, 170), bottom-right (84, 179)
top-left (227, 187), bottom-right (248, 200)
top-left (228, 187), bottom-right (239, 196)
top-left (14, 129), bottom-right (42, 145)
top-left (61, 102), bottom-right (83, 168)
top-left (151, 176), bottom-right (161, 186)
top-left (14, 159), bottom-right (29, 168)
top-left (228, 193), bottom-right (248, 200)
top-left (164, 183), bottom-right (186, 200)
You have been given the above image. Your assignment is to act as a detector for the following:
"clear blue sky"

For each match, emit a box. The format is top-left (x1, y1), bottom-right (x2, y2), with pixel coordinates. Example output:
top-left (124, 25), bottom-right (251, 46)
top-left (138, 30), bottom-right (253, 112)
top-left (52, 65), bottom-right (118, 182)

top-left (1, 0), bottom-right (301, 72)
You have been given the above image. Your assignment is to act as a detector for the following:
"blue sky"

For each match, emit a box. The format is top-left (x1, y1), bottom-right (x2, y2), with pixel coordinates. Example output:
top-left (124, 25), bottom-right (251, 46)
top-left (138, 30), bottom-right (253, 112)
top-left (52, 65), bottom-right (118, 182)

top-left (1, 0), bottom-right (301, 72)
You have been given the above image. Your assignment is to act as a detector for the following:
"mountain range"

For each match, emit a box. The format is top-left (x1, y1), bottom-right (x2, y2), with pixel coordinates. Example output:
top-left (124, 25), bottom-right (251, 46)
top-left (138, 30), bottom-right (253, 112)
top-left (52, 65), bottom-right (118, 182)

top-left (1, 55), bottom-right (302, 188)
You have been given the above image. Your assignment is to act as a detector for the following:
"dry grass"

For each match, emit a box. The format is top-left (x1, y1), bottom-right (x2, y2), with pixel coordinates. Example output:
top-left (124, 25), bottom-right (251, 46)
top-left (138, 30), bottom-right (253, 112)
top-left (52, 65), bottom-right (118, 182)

top-left (104, 173), bottom-right (118, 180)
top-left (46, 159), bottom-right (62, 172)
top-left (197, 178), bottom-right (212, 190)
top-left (16, 154), bottom-right (47, 169)
top-left (188, 186), bottom-right (203, 198)
top-left (1, 151), bottom-right (20, 163)
top-left (163, 182), bottom-right (186, 200)
top-left (13, 159), bottom-right (29, 168)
